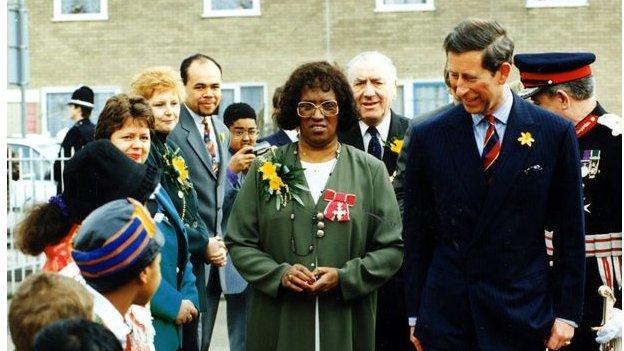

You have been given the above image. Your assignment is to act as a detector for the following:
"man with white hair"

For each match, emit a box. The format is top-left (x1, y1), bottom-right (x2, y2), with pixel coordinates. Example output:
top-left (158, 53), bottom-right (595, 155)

top-left (339, 51), bottom-right (410, 351)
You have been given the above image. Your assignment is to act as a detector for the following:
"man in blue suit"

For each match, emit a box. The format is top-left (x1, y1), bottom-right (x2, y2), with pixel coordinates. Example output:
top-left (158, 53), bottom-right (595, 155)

top-left (515, 52), bottom-right (622, 351)
top-left (403, 18), bottom-right (585, 351)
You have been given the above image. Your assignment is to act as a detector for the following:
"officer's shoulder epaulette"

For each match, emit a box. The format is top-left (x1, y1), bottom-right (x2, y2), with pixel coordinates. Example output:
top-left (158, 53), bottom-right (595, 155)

top-left (597, 114), bottom-right (622, 136)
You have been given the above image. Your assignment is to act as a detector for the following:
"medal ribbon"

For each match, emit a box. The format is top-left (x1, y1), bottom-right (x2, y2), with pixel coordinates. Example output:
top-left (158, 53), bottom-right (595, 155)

top-left (323, 189), bottom-right (356, 222)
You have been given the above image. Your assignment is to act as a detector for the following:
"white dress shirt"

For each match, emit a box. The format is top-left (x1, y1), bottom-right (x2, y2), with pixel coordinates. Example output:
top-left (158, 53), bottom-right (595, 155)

top-left (185, 104), bottom-right (220, 164)
top-left (358, 110), bottom-right (392, 157)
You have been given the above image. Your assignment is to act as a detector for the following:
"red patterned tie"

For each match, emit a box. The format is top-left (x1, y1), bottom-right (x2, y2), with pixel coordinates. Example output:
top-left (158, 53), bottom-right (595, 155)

top-left (202, 117), bottom-right (219, 173)
top-left (482, 114), bottom-right (500, 183)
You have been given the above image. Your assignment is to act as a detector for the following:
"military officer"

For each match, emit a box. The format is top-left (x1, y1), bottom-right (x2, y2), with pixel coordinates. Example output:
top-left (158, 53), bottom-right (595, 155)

top-left (516, 52), bottom-right (622, 351)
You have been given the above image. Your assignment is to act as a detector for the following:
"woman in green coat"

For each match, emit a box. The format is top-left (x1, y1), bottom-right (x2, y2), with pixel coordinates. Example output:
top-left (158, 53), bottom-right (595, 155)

top-left (225, 61), bottom-right (403, 351)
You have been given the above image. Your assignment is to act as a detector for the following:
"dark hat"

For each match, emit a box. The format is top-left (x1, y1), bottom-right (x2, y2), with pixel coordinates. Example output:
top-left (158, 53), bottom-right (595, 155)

top-left (72, 198), bottom-right (164, 292)
top-left (514, 52), bottom-right (596, 98)
top-left (68, 86), bottom-right (95, 108)
top-left (62, 139), bottom-right (162, 223)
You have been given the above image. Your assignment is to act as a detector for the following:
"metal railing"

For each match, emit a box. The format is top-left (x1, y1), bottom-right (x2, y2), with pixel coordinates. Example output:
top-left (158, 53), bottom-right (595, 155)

top-left (6, 148), bottom-right (71, 295)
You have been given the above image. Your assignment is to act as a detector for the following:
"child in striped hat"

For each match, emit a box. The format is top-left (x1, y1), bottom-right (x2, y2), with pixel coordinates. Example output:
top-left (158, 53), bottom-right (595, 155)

top-left (72, 198), bottom-right (164, 351)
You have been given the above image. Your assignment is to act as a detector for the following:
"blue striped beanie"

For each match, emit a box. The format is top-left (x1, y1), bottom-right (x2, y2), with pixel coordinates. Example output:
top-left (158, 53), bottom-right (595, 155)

top-left (71, 198), bottom-right (164, 292)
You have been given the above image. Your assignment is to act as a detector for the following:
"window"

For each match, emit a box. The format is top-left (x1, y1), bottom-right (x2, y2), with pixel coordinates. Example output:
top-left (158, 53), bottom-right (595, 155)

top-left (412, 81), bottom-right (451, 116)
top-left (7, 89), bottom-right (39, 136)
top-left (203, 0), bottom-right (261, 18)
top-left (391, 85), bottom-right (405, 116)
top-left (394, 80), bottom-right (451, 118)
top-left (53, 0), bottom-right (108, 21)
top-left (525, 0), bottom-right (588, 8)
top-left (41, 87), bottom-right (118, 139)
top-left (218, 83), bottom-right (266, 123)
top-left (375, 0), bottom-right (435, 12)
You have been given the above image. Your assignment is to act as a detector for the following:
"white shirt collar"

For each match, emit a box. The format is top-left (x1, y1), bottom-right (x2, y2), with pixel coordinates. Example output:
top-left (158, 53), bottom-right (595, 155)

top-left (471, 85), bottom-right (513, 126)
top-left (86, 284), bottom-right (131, 348)
top-left (358, 109), bottom-right (392, 142)
top-left (185, 104), bottom-right (211, 129)
top-left (184, 104), bottom-right (221, 162)
top-left (284, 129), bottom-right (299, 142)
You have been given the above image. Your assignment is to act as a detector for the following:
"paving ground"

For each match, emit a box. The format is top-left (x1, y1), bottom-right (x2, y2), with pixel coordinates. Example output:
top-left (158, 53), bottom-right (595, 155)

top-left (7, 297), bottom-right (230, 350)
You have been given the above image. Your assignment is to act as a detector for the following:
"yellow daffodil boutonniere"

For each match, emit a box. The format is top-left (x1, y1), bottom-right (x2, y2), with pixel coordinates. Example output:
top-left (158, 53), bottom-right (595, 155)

top-left (517, 132), bottom-right (535, 147)
top-left (384, 135), bottom-right (405, 155)
top-left (258, 150), bottom-right (308, 210)
top-left (163, 147), bottom-right (194, 195)
top-left (389, 139), bottom-right (404, 154)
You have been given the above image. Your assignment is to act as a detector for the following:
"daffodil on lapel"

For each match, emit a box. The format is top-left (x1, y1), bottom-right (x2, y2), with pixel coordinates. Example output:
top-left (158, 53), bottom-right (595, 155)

top-left (163, 147), bottom-right (193, 195)
top-left (257, 150), bottom-right (309, 210)
top-left (517, 132), bottom-right (535, 147)
top-left (384, 136), bottom-right (404, 154)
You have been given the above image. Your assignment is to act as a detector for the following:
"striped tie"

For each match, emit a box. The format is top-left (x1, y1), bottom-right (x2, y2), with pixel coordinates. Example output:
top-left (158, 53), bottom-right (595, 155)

top-left (202, 117), bottom-right (219, 173)
top-left (482, 114), bottom-right (500, 183)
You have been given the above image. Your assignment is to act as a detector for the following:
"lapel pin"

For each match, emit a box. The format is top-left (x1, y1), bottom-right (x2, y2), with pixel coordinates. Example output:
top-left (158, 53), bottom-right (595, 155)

top-left (517, 132), bottom-right (535, 147)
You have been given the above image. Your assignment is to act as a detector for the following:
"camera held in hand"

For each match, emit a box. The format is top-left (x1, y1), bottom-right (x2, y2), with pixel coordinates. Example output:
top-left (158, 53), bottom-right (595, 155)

top-left (251, 141), bottom-right (272, 156)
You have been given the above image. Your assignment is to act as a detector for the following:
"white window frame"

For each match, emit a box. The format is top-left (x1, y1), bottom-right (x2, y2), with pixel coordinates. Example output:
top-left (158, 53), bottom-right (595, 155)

top-left (7, 89), bottom-right (42, 136)
top-left (397, 79), bottom-right (451, 119)
top-left (7, 89), bottom-right (40, 105)
top-left (525, 0), bottom-right (588, 8)
top-left (40, 86), bottom-right (120, 136)
top-left (202, 0), bottom-right (261, 18)
top-left (52, 0), bottom-right (108, 22)
top-left (221, 82), bottom-right (268, 123)
top-left (375, 0), bottom-right (435, 12)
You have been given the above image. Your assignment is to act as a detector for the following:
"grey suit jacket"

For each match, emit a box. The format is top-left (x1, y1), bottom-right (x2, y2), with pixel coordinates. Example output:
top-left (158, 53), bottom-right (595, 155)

top-left (169, 105), bottom-right (242, 295)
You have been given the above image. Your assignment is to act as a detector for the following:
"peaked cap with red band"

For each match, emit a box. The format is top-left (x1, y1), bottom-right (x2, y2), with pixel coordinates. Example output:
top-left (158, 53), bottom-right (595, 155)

top-left (514, 52), bottom-right (596, 98)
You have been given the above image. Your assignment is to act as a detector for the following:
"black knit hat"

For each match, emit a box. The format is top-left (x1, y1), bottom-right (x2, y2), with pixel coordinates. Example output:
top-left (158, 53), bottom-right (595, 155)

top-left (68, 86), bottom-right (95, 108)
top-left (62, 139), bottom-right (162, 223)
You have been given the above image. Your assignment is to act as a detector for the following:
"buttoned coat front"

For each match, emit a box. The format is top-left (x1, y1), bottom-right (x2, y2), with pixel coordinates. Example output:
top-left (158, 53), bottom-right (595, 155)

top-left (169, 106), bottom-right (241, 301)
top-left (151, 186), bottom-right (199, 351)
top-left (225, 143), bottom-right (404, 351)
top-left (403, 95), bottom-right (585, 350)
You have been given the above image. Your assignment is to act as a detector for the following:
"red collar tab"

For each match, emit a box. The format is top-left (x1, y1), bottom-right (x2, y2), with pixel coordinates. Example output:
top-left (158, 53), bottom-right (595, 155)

top-left (575, 114), bottom-right (599, 138)
top-left (520, 65), bottom-right (592, 88)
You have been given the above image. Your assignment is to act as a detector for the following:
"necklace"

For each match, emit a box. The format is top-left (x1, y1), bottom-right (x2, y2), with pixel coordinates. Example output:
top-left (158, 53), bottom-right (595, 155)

top-left (297, 140), bottom-right (340, 161)
top-left (289, 142), bottom-right (342, 256)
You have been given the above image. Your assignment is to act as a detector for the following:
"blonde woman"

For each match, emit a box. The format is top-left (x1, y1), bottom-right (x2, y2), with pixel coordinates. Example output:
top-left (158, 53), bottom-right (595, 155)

top-left (130, 67), bottom-right (227, 351)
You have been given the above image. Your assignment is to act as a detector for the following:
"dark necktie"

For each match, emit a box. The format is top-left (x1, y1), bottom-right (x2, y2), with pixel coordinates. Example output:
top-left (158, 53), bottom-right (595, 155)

top-left (367, 126), bottom-right (382, 160)
top-left (482, 114), bottom-right (501, 183)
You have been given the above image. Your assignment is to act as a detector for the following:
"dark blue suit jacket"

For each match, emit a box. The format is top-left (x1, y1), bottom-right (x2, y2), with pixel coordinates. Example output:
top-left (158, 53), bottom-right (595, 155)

top-left (258, 129), bottom-right (291, 147)
top-left (403, 95), bottom-right (585, 350)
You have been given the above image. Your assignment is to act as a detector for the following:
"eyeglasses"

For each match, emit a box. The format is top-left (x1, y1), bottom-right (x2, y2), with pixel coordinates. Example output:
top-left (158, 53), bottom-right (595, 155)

top-left (297, 100), bottom-right (339, 118)
top-left (232, 129), bottom-right (258, 138)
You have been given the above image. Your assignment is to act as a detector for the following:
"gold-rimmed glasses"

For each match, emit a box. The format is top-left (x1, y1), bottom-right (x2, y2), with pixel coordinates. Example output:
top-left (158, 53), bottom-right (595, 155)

top-left (296, 100), bottom-right (339, 118)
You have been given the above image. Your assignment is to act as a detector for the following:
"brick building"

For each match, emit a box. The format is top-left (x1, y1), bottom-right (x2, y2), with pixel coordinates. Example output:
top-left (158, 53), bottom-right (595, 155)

top-left (7, 0), bottom-right (622, 138)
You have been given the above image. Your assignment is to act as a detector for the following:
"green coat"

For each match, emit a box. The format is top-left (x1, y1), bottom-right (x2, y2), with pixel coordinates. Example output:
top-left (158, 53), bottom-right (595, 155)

top-left (225, 143), bottom-right (403, 351)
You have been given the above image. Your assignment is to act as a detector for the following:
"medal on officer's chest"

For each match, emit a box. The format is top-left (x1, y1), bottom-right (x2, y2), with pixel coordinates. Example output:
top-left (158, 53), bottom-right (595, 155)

top-left (581, 150), bottom-right (601, 179)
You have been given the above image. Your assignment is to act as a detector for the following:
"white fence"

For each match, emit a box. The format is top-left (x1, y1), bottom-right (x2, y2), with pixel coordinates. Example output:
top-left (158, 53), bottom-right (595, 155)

top-left (7, 148), bottom-right (71, 295)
